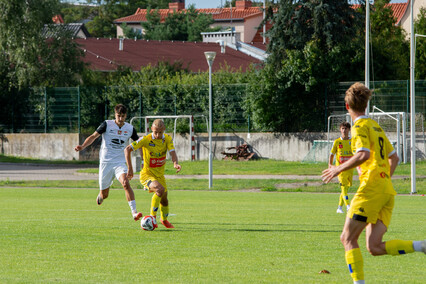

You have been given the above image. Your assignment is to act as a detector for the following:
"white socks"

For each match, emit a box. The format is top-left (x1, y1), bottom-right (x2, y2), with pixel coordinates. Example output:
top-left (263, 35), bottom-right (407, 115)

top-left (413, 241), bottom-right (422, 252)
top-left (128, 200), bottom-right (137, 213)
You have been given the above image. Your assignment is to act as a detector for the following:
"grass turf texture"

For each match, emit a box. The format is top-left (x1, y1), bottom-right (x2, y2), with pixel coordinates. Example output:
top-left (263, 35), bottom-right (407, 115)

top-left (0, 188), bottom-right (425, 283)
top-left (74, 159), bottom-right (426, 176)
top-left (1, 178), bottom-right (425, 194)
top-left (0, 154), bottom-right (97, 165)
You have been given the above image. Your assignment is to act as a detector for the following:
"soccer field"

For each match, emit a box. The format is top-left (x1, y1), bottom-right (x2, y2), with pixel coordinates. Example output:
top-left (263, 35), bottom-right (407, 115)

top-left (0, 188), bottom-right (425, 283)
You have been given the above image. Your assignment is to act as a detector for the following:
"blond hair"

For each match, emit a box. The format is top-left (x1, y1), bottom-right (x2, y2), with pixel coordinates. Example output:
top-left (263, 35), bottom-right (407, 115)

top-left (345, 82), bottom-right (372, 113)
top-left (152, 119), bottom-right (165, 129)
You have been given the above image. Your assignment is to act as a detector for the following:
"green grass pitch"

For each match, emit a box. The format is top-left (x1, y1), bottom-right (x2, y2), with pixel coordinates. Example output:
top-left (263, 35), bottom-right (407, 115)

top-left (0, 188), bottom-right (425, 283)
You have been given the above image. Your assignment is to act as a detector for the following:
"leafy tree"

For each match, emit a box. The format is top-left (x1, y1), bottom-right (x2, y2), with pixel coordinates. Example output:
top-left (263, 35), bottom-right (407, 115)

top-left (60, 3), bottom-right (96, 24)
top-left (142, 5), bottom-right (217, 42)
top-left (415, 7), bottom-right (426, 80)
top-left (84, 0), bottom-right (169, 38)
top-left (0, 0), bottom-right (84, 88)
top-left (267, 0), bottom-right (360, 68)
top-left (121, 22), bottom-right (143, 39)
top-left (368, 0), bottom-right (409, 80)
top-left (248, 0), bottom-right (362, 132)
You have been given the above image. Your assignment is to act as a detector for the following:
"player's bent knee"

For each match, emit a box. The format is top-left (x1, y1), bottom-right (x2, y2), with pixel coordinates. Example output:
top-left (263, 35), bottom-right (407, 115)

top-left (154, 185), bottom-right (165, 196)
top-left (366, 243), bottom-right (383, 256)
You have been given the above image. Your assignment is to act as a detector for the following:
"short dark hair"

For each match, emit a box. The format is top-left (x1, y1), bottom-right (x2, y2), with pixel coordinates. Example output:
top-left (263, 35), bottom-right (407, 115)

top-left (345, 82), bottom-right (372, 113)
top-left (114, 104), bottom-right (127, 114)
top-left (340, 122), bottom-right (351, 129)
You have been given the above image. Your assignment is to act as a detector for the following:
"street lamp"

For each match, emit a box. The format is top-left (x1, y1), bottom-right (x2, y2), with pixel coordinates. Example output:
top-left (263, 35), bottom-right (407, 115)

top-left (204, 51), bottom-right (216, 189)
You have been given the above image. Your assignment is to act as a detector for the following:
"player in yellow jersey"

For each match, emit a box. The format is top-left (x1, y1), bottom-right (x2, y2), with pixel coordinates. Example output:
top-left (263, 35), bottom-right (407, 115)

top-left (322, 82), bottom-right (425, 284)
top-left (125, 119), bottom-right (181, 229)
top-left (329, 122), bottom-right (353, 213)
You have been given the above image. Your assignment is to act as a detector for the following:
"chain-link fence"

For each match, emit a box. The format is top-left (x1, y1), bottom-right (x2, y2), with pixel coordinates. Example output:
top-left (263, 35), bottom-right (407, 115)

top-left (1, 80), bottom-right (425, 133)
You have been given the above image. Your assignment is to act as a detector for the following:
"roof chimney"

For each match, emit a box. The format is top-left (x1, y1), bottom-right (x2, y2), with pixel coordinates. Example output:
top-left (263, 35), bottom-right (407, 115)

top-left (216, 40), bottom-right (226, 54)
top-left (169, 0), bottom-right (185, 12)
top-left (119, 38), bottom-right (124, 51)
top-left (236, 1), bottom-right (252, 10)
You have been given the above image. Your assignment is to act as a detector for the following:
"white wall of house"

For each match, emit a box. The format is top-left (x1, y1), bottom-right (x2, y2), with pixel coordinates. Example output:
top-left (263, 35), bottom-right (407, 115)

top-left (116, 23), bottom-right (144, 38)
top-left (399, 1), bottom-right (424, 36)
top-left (243, 15), bottom-right (263, 43)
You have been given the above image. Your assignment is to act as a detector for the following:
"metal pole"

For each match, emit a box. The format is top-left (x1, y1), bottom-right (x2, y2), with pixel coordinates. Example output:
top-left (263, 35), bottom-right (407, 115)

top-left (78, 86), bottom-right (81, 134)
top-left (208, 63), bottom-right (213, 189)
top-left (410, 0), bottom-right (416, 194)
top-left (365, 0), bottom-right (370, 115)
top-left (204, 51), bottom-right (216, 189)
top-left (44, 87), bottom-right (47, 133)
top-left (263, 0), bottom-right (266, 45)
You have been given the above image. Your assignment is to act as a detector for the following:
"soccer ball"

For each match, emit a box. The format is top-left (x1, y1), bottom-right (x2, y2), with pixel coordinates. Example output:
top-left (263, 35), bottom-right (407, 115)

top-left (141, 215), bottom-right (157, 231)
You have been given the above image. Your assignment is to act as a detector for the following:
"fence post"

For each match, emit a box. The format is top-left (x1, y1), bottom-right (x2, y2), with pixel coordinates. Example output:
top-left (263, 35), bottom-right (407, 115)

top-left (406, 80), bottom-right (409, 116)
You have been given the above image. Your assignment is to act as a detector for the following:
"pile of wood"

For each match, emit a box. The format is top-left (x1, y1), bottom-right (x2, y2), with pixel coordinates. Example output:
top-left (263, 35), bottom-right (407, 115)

top-left (221, 143), bottom-right (255, 161)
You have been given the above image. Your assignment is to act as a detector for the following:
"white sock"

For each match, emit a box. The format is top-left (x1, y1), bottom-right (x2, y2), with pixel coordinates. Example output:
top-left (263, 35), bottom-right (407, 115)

top-left (128, 200), bottom-right (137, 213)
top-left (413, 241), bottom-right (422, 252)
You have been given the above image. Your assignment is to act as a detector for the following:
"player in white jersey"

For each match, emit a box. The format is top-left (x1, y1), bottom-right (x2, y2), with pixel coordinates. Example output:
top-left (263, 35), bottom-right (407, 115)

top-left (75, 104), bottom-right (143, 221)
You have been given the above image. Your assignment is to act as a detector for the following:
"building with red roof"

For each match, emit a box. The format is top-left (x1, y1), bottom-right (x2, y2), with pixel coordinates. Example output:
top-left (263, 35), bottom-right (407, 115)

top-left (114, 0), bottom-right (424, 44)
top-left (114, 0), bottom-right (265, 44)
top-left (75, 37), bottom-right (262, 72)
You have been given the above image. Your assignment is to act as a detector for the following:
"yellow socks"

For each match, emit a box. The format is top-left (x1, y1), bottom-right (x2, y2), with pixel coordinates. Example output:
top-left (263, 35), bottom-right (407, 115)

top-left (385, 240), bottom-right (414, 255)
top-left (341, 186), bottom-right (349, 206)
top-left (346, 248), bottom-right (364, 282)
top-left (150, 193), bottom-right (161, 216)
top-left (160, 204), bottom-right (169, 221)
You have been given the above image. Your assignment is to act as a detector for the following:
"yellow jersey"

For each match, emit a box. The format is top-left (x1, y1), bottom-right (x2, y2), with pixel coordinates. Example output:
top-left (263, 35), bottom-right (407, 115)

top-left (130, 133), bottom-right (175, 177)
top-left (331, 137), bottom-right (353, 166)
top-left (351, 116), bottom-right (396, 195)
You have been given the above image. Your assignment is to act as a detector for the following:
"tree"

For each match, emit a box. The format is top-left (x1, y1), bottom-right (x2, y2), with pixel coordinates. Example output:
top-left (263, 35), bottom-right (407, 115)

top-left (247, 0), bottom-right (362, 132)
top-left (415, 7), bottom-right (426, 80)
top-left (85, 0), bottom-right (169, 38)
top-left (0, 0), bottom-right (84, 88)
top-left (60, 3), bottom-right (96, 24)
top-left (141, 5), bottom-right (217, 42)
top-left (267, 0), bottom-right (360, 68)
top-left (368, 0), bottom-right (409, 80)
top-left (121, 23), bottom-right (143, 39)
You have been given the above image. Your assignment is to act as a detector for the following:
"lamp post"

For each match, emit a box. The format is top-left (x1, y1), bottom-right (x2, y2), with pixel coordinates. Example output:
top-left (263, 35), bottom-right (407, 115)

top-left (204, 51), bottom-right (216, 189)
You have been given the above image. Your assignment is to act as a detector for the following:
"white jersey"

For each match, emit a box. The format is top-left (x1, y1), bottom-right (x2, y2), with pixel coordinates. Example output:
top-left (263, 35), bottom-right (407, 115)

top-left (96, 120), bottom-right (139, 163)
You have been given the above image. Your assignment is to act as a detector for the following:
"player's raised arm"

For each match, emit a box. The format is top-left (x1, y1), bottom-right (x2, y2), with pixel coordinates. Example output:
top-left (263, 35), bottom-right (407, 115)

top-left (74, 131), bottom-right (100, 152)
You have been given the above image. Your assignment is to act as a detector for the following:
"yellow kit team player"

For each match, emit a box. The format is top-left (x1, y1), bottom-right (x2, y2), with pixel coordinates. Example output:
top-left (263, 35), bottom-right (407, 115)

top-left (329, 122), bottom-right (353, 213)
top-left (125, 119), bottom-right (181, 229)
top-left (322, 82), bottom-right (425, 284)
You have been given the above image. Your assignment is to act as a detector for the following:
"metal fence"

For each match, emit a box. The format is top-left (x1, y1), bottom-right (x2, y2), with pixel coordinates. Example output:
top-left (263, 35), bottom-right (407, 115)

top-left (1, 80), bottom-right (425, 133)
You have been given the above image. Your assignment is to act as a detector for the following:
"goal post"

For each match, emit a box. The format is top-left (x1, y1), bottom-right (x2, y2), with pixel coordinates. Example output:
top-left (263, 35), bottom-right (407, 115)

top-left (130, 114), bottom-right (208, 163)
top-left (303, 109), bottom-right (411, 163)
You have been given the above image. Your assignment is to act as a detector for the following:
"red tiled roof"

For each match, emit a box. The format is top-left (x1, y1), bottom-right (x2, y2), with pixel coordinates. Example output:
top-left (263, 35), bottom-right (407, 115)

top-left (114, 7), bottom-right (263, 23)
top-left (75, 38), bottom-right (261, 72)
top-left (352, 2), bottom-right (408, 25)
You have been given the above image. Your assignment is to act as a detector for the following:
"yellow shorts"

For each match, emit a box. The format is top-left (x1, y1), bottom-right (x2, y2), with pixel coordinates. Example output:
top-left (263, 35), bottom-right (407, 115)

top-left (139, 171), bottom-right (167, 192)
top-left (348, 191), bottom-right (394, 228)
top-left (338, 170), bottom-right (353, 187)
